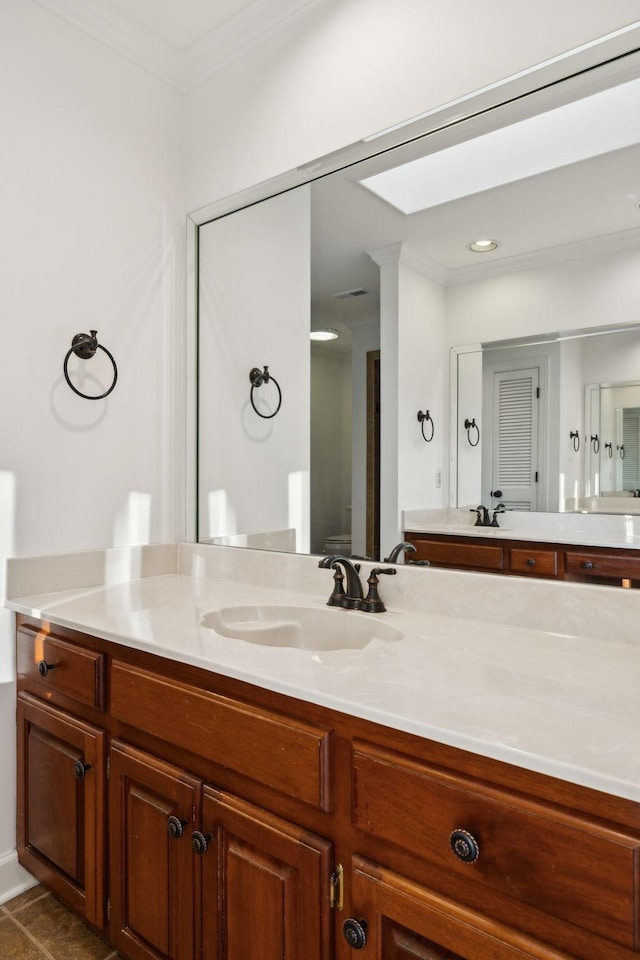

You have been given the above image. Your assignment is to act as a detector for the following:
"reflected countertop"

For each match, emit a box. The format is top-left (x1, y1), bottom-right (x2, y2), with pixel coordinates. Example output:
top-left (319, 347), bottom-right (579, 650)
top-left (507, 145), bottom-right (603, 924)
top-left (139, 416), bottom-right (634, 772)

top-left (403, 508), bottom-right (640, 548)
top-left (5, 541), bottom-right (640, 803)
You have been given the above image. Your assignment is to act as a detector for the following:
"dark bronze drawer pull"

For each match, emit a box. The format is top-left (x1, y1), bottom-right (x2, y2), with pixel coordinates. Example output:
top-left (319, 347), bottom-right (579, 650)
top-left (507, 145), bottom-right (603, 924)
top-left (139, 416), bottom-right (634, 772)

top-left (450, 828), bottom-right (480, 863)
top-left (37, 660), bottom-right (56, 677)
top-left (526, 557), bottom-right (536, 567)
top-left (191, 831), bottom-right (212, 855)
top-left (582, 561), bottom-right (594, 570)
top-left (167, 816), bottom-right (188, 840)
top-left (73, 760), bottom-right (92, 781)
top-left (343, 918), bottom-right (368, 949)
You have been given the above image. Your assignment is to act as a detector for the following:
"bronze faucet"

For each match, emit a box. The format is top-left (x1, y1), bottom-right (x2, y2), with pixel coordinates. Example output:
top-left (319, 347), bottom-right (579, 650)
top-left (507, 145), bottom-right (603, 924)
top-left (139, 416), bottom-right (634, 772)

top-left (318, 555), bottom-right (397, 612)
top-left (384, 542), bottom-right (417, 563)
top-left (318, 555), bottom-right (364, 609)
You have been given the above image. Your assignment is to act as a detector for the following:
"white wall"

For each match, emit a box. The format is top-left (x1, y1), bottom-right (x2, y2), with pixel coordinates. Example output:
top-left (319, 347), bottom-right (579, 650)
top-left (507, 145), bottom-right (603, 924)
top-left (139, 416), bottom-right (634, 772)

top-left (0, 0), bottom-right (185, 897)
top-left (397, 263), bottom-right (446, 529)
top-left (375, 248), bottom-right (446, 552)
top-left (198, 188), bottom-right (311, 551)
top-left (558, 339), bottom-right (585, 503)
top-left (446, 247), bottom-right (640, 347)
top-left (186, 0), bottom-right (640, 211)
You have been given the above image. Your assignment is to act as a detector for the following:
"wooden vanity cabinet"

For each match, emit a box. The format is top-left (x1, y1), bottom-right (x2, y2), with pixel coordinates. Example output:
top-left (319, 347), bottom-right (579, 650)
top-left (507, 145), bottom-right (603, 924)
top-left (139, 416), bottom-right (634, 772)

top-left (16, 616), bottom-right (108, 930)
top-left (350, 856), bottom-right (575, 960)
top-left (16, 693), bottom-right (107, 928)
top-left (405, 531), bottom-right (640, 585)
top-left (109, 741), bottom-right (200, 960)
top-left (15, 614), bottom-right (640, 960)
top-left (108, 740), bottom-right (333, 960)
top-left (200, 787), bottom-right (333, 960)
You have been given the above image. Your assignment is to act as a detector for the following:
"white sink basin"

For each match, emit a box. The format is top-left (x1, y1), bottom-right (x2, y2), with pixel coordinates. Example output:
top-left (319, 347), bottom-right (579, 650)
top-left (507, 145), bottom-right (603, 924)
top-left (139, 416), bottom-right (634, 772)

top-left (201, 604), bottom-right (403, 651)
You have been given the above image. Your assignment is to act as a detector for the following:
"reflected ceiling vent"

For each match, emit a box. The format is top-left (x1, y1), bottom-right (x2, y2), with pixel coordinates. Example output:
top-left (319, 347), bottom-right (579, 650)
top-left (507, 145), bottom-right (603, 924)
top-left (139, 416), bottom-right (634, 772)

top-left (330, 288), bottom-right (369, 300)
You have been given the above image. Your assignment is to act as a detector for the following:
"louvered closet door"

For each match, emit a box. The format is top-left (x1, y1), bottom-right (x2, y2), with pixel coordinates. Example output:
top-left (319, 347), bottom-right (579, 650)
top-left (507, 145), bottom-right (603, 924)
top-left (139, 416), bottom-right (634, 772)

top-left (491, 368), bottom-right (539, 510)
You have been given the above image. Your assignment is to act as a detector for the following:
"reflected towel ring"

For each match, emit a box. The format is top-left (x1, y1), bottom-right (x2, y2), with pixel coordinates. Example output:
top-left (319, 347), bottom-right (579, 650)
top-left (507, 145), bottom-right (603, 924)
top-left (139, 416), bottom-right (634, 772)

top-left (249, 365), bottom-right (282, 419)
top-left (63, 330), bottom-right (117, 400)
top-left (618, 443), bottom-right (625, 460)
top-left (417, 410), bottom-right (434, 442)
top-left (464, 417), bottom-right (480, 447)
top-left (569, 430), bottom-right (580, 452)
top-left (591, 434), bottom-right (600, 454)
top-left (604, 441), bottom-right (613, 458)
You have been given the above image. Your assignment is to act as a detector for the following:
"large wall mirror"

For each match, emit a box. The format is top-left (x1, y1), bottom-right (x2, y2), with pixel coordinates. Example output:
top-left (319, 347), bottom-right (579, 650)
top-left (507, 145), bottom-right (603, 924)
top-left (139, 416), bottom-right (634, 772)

top-left (195, 43), bottom-right (640, 559)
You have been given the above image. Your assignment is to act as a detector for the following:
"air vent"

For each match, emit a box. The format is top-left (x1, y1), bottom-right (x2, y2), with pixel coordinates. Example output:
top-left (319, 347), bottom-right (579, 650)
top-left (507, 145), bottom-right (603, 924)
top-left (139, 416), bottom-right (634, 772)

top-left (330, 288), bottom-right (369, 300)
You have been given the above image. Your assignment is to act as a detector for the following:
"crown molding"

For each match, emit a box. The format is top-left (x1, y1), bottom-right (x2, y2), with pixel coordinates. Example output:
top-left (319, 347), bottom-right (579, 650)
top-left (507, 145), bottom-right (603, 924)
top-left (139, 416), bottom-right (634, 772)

top-left (31, 0), bottom-right (327, 92)
top-left (368, 230), bottom-right (640, 288)
top-left (32, 0), bottom-right (183, 88)
top-left (183, 0), bottom-right (327, 90)
top-left (397, 247), bottom-right (449, 285)
top-left (447, 226), bottom-right (640, 285)
top-left (366, 242), bottom-right (403, 267)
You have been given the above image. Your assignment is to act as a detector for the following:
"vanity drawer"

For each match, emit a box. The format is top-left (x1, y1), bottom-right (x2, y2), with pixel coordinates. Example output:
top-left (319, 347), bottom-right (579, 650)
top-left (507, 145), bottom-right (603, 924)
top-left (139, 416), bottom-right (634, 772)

top-left (111, 661), bottom-right (333, 811)
top-left (409, 538), bottom-right (504, 571)
top-left (565, 550), bottom-right (640, 580)
top-left (17, 625), bottom-right (106, 711)
top-left (509, 547), bottom-right (558, 577)
top-left (352, 741), bottom-right (640, 949)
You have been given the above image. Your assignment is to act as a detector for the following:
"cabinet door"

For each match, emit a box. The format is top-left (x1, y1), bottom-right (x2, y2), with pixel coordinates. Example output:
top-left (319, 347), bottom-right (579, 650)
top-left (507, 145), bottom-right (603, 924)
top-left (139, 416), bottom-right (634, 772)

top-left (109, 741), bottom-right (200, 960)
top-left (348, 856), bottom-right (575, 960)
top-left (200, 786), bottom-right (333, 960)
top-left (16, 692), bottom-right (106, 928)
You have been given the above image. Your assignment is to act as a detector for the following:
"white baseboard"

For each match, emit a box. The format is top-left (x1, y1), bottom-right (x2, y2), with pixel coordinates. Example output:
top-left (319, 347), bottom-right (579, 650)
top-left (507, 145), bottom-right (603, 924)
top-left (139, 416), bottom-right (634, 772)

top-left (0, 850), bottom-right (38, 905)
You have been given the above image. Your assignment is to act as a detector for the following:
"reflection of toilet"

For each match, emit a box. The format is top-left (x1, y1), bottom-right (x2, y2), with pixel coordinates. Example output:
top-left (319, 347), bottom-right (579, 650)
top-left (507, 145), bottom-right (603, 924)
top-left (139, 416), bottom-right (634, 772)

top-left (322, 534), bottom-right (352, 555)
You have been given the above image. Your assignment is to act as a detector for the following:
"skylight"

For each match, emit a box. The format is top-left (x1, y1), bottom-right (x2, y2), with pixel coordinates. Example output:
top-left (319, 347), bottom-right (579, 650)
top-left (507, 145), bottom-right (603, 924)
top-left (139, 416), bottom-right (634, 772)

top-left (358, 77), bottom-right (640, 215)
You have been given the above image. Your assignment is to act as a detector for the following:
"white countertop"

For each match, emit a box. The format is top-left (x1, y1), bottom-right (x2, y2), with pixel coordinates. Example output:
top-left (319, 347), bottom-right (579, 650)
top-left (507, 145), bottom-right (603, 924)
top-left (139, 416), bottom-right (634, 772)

top-left (403, 508), bottom-right (640, 549)
top-left (5, 543), bottom-right (640, 803)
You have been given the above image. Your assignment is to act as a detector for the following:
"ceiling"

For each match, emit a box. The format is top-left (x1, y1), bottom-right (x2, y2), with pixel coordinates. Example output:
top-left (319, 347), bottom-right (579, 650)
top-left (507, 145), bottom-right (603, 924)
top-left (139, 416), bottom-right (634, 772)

top-left (32, 0), bottom-right (321, 89)
top-left (310, 75), bottom-right (640, 339)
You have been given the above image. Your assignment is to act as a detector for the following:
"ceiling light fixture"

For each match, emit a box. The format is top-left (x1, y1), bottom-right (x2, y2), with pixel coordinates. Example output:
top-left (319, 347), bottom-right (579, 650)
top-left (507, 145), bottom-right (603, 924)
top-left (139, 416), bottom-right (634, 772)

top-left (310, 329), bottom-right (339, 341)
top-left (467, 239), bottom-right (499, 253)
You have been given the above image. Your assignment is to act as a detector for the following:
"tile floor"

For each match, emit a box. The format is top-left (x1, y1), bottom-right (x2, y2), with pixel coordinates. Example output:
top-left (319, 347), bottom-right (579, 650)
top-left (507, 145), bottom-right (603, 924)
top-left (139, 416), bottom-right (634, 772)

top-left (0, 885), bottom-right (123, 960)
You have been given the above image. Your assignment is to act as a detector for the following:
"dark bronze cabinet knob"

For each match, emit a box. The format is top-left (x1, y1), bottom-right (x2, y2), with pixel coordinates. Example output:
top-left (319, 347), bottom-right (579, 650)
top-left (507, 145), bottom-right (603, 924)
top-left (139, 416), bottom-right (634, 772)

top-left (191, 831), bottom-right (212, 855)
top-left (526, 557), bottom-right (536, 567)
top-left (450, 828), bottom-right (480, 863)
top-left (582, 561), bottom-right (594, 570)
top-left (343, 918), bottom-right (368, 949)
top-left (73, 760), bottom-right (92, 781)
top-left (37, 660), bottom-right (56, 677)
top-left (167, 816), bottom-right (188, 840)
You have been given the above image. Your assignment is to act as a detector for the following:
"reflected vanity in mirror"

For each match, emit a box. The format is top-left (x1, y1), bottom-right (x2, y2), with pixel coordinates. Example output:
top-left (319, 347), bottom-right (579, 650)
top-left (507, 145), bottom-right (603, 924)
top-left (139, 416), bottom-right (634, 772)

top-left (195, 42), bottom-right (640, 564)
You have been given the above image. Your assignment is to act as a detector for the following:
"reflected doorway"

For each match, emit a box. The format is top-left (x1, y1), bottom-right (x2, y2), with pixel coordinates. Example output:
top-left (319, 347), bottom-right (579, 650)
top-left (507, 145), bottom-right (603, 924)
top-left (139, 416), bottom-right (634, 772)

top-left (366, 351), bottom-right (381, 559)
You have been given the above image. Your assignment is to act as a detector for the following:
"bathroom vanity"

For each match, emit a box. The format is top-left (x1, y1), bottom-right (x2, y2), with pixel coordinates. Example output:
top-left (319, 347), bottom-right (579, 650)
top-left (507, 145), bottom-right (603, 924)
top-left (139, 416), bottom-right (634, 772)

top-left (7, 543), bottom-right (640, 960)
top-left (404, 510), bottom-right (640, 586)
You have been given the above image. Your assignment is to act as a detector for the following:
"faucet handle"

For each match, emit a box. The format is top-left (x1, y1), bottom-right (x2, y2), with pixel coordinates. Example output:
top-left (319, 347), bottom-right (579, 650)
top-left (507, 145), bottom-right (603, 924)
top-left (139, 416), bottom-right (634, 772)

top-left (469, 506), bottom-right (484, 526)
top-left (326, 566), bottom-right (347, 607)
top-left (360, 567), bottom-right (397, 614)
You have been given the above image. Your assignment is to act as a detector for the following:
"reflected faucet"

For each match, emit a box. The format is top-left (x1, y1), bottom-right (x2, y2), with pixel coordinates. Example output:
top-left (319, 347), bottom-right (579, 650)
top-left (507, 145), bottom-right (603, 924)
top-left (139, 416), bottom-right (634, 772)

top-left (470, 505), bottom-right (491, 526)
top-left (384, 542), bottom-right (417, 563)
top-left (491, 503), bottom-right (506, 527)
top-left (318, 555), bottom-right (364, 609)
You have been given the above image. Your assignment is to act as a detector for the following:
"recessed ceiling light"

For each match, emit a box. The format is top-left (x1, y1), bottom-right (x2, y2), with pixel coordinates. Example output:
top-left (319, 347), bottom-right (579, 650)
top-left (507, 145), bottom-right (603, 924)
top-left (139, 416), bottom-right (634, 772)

top-left (467, 239), bottom-right (499, 253)
top-left (310, 329), bottom-right (339, 341)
